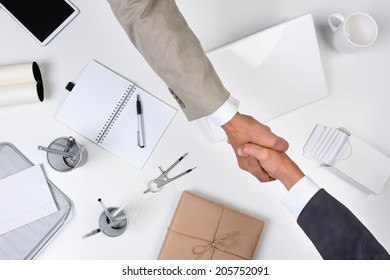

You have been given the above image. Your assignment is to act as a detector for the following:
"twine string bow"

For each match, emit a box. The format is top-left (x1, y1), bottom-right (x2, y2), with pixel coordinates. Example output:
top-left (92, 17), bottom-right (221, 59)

top-left (167, 203), bottom-right (248, 259)
top-left (192, 234), bottom-right (234, 259)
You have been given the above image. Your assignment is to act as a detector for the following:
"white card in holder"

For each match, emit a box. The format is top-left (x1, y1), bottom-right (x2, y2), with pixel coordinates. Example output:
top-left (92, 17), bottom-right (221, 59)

top-left (303, 124), bottom-right (351, 166)
top-left (304, 124), bottom-right (390, 194)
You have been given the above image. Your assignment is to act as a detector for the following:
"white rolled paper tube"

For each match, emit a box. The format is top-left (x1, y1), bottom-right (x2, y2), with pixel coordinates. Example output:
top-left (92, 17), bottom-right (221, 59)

top-left (0, 83), bottom-right (43, 107)
top-left (0, 62), bottom-right (44, 107)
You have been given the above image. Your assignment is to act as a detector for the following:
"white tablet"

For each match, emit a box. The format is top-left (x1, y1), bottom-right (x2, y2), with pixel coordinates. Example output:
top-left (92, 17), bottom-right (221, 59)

top-left (0, 0), bottom-right (78, 46)
top-left (206, 14), bottom-right (328, 141)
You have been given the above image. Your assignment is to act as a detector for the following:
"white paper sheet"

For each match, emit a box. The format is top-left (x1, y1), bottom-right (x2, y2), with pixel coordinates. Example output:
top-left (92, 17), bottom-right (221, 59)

top-left (0, 165), bottom-right (57, 235)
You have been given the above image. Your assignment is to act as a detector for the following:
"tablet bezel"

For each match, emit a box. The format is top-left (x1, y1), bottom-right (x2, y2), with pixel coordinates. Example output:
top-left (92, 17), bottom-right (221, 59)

top-left (0, 0), bottom-right (79, 46)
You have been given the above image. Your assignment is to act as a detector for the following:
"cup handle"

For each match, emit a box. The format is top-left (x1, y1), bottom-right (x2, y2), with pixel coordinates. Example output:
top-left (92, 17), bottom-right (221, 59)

top-left (328, 13), bottom-right (345, 32)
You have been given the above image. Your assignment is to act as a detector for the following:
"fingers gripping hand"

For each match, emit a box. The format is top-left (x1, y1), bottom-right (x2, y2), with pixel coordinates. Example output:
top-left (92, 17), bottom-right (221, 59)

top-left (236, 153), bottom-right (276, 183)
top-left (238, 143), bottom-right (304, 189)
top-left (222, 112), bottom-right (289, 182)
top-left (223, 113), bottom-right (289, 152)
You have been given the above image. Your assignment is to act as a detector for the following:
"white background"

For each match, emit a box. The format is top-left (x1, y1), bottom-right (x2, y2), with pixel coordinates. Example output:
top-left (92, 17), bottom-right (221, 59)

top-left (0, 0), bottom-right (389, 260)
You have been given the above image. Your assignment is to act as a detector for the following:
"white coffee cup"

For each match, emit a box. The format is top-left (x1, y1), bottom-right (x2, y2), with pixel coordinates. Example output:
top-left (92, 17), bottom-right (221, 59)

top-left (328, 12), bottom-right (378, 53)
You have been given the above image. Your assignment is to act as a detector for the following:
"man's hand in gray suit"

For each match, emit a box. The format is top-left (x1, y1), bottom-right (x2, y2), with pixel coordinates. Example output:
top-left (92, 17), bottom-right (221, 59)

top-left (222, 112), bottom-right (292, 184)
top-left (236, 139), bottom-right (303, 189)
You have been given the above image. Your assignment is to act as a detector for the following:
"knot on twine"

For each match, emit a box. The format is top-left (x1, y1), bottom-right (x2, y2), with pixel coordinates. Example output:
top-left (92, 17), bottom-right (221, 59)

top-left (192, 234), bottom-right (234, 259)
top-left (166, 203), bottom-right (248, 259)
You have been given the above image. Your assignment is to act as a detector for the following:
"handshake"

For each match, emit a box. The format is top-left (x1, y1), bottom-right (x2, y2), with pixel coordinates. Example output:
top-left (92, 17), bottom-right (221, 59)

top-left (222, 112), bottom-right (304, 190)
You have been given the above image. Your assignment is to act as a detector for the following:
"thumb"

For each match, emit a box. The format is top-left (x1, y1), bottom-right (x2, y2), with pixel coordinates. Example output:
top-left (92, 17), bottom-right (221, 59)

top-left (272, 136), bottom-right (289, 152)
top-left (237, 145), bottom-right (249, 157)
top-left (238, 143), bottom-right (268, 159)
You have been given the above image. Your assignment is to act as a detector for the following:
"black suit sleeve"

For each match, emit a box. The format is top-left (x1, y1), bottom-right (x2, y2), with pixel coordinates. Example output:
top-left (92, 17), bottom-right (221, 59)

top-left (297, 189), bottom-right (390, 259)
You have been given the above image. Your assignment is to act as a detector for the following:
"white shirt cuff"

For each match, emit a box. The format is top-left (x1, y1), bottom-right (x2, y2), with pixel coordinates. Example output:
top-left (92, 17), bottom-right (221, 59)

top-left (206, 95), bottom-right (239, 127)
top-left (281, 176), bottom-right (321, 219)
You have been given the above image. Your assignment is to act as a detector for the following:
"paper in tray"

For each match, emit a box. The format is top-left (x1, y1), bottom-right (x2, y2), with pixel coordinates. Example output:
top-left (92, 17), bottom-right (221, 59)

top-left (0, 143), bottom-right (72, 259)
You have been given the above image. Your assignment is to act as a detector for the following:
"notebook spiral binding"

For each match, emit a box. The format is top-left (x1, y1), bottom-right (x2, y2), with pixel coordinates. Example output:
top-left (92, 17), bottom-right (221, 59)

top-left (95, 84), bottom-right (136, 144)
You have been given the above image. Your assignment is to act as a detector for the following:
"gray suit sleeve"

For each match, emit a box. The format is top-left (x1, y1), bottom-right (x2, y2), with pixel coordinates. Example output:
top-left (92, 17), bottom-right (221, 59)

top-left (107, 0), bottom-right (230, 121)
top-left (297, 189), bottom-right (390, 259)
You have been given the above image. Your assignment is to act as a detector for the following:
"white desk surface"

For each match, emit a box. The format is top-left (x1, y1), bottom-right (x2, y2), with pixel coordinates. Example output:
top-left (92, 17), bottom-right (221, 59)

top-left (1, 0), bottom-right (389, 260)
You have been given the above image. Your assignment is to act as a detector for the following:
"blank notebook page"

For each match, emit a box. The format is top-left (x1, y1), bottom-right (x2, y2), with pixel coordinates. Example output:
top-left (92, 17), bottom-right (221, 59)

top-left (101, 86), bottom-right (177, 169)
top-left (55, 60), bottom-right (133, 142)
top-left (0, 165), bottom-right (57, 235)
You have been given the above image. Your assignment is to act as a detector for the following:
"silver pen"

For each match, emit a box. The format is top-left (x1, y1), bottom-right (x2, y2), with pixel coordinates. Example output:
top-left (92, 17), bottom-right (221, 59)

top-left (81, 219), bottom-right (124, 239)
top-left (136, 94), bottom-right (145, 148)
top-left (37, 146), bottom-right (75, 157)
top-left (98, 198), bottom-right (114, 222)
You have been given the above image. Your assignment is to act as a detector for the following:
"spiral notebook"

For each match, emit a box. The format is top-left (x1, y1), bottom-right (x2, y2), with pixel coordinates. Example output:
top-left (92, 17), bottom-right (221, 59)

top-left (55, 60), bottom-right (177, 169)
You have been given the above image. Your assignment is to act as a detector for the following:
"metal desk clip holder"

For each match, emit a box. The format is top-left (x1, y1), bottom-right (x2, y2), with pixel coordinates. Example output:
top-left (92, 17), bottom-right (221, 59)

top-left (144, 153), bottom-right (196, 194)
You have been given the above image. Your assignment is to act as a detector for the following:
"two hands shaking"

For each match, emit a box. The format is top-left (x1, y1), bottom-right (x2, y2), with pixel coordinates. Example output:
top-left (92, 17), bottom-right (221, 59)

top-left (222, 112), bottom-right (304, 190)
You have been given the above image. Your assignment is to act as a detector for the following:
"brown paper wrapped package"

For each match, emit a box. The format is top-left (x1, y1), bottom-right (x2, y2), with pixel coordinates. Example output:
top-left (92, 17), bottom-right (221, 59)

top-left (158, 191), bottom-right (265, 260)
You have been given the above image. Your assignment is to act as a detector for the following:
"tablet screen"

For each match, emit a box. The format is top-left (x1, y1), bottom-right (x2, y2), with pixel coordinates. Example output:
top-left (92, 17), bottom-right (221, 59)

top-left (0, 0), bottom-right (77, 44)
